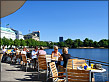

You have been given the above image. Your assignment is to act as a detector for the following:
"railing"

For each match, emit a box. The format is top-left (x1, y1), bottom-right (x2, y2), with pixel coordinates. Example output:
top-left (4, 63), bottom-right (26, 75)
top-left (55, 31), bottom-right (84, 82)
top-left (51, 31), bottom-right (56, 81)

top-left (71, 56), bottom-right (109, 66)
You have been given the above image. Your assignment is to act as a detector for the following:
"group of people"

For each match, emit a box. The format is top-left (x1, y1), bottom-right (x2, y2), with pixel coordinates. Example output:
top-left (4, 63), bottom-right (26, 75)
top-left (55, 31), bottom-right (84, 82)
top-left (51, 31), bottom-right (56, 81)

top-left (31, 46), bottom-right (46, 69)
top-left (1, 45), bottom-right (71, 69)
top-left (31, 46), bottom-right (71, 69)
top-left (2, 47), bottom-right (29, 63)
top-left (51, 46), bottom-right (71, 68)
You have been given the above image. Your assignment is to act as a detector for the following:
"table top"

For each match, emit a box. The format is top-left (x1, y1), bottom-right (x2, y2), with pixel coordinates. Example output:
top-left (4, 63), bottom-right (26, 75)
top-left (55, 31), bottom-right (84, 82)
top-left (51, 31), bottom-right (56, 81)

top-left (77, 66), bottom-right (106, 73)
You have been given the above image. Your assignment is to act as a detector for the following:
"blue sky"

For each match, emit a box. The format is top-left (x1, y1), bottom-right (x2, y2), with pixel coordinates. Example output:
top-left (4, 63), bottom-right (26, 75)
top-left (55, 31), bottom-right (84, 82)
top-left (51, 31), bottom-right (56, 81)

top-left (1, 1), bottom-right (108, 42)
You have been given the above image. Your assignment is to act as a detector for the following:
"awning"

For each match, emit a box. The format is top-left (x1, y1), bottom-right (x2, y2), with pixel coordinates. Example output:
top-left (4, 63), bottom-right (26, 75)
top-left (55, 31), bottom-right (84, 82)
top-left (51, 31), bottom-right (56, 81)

top-left (1, 0), bottom-right (26, 18)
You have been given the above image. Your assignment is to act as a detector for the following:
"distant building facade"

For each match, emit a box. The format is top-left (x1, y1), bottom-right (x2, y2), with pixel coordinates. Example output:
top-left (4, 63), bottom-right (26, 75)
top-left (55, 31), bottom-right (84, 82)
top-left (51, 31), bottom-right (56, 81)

top-left (24, 31), bottom-right (40, 41)
top-left (59, 37), bottom-right (63, 42)
top-left (11, 28), bottom-right (24, 40)
top-left (0, 27), bottom-right (16, 40)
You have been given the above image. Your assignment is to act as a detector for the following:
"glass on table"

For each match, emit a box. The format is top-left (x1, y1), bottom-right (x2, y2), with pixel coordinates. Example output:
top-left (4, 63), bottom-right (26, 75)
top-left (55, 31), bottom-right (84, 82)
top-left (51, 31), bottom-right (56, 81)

top-left (84, 63), bottom-right (87, 70)
top-left (84, 65), bottom-right (87, 70)
top-left (91, 64), bottom-right (94, 69)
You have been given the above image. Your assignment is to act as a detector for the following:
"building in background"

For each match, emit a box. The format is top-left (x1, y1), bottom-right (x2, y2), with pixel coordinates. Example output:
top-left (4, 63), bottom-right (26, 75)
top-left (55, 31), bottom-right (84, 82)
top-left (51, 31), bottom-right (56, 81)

top-left (0, 27), bottom-right (16, 40)
top-left (59, 37), bottom-right (63, 42)
top-left (24, 31), bottom-right (40, 41)
top-left (11, 28), bottom-right (24, 40)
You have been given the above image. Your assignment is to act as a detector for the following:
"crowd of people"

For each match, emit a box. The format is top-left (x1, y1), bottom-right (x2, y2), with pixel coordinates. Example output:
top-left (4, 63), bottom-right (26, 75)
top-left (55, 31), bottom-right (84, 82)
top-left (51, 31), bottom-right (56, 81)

top-left (1, 46), bottom-right (71, 69)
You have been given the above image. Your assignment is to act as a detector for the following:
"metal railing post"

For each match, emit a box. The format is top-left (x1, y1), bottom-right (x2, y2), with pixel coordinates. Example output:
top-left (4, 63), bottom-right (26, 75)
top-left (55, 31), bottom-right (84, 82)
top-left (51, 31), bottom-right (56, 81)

top-left (89, 60), bottom-right (91, 66)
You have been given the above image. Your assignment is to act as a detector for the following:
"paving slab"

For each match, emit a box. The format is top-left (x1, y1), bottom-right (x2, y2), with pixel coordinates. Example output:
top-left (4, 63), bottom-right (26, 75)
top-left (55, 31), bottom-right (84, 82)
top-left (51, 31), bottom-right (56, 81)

top-left (1, 62), bottom-right (52, 82)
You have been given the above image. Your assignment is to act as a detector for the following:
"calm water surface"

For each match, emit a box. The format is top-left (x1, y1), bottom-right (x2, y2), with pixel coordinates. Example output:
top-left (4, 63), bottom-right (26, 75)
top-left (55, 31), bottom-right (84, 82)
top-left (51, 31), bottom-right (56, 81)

top-left (45, 49), bottom-right (109, 81)
top-left (45, 48), bottom-right (108, 62)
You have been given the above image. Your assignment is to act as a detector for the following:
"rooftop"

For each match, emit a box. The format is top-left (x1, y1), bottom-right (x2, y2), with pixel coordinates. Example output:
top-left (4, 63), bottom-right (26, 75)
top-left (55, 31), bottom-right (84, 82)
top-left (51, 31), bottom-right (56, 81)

top-left (0, 27), bottom-right (15, 33)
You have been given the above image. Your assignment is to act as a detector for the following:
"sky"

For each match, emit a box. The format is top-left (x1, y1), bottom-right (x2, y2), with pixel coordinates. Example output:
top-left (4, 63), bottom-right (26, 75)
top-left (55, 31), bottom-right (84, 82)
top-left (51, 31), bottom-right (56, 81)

top-left (1, 1), bottom-right (108, 42)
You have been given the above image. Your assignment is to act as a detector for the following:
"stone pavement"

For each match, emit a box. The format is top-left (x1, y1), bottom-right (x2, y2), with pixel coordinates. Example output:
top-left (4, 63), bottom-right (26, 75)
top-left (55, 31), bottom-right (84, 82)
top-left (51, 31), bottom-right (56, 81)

top-left (1, 62), bottom-right (52, 82)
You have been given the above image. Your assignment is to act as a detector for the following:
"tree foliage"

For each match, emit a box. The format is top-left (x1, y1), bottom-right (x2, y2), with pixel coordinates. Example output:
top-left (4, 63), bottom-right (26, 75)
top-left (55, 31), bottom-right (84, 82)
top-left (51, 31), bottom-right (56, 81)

top-left (9, 39), bottom-right (14, 48)
top-left (0, 38), bottom-right (3, 47)
top-left (14, 39), bottom-right (20, 47)
top-left (0, 37), bottom-right (108, 49)
top-left (20, 39), bottom-right (26, 47)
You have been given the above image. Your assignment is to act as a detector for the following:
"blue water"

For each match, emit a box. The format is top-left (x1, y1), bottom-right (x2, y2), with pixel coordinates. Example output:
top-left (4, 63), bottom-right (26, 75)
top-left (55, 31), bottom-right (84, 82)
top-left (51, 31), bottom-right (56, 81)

top-left (45, 49), bottom-right (109, 82)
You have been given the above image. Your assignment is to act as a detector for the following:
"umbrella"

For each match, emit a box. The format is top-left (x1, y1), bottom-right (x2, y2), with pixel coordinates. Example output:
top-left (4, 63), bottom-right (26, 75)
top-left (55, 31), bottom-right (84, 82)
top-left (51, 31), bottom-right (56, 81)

top-left (1, 0), bottom-right (26, 18)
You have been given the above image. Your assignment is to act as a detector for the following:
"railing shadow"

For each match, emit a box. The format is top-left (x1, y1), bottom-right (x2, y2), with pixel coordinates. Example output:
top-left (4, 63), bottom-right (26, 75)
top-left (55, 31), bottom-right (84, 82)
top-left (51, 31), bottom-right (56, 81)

top-left (15, 71), bottom-right (52, 82)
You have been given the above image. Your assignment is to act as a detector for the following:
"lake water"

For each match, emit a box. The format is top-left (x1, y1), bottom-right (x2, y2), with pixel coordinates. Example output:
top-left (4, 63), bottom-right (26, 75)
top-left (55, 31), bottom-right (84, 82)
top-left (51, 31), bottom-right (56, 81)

top-left (45, 49), bottom-right (109, 81)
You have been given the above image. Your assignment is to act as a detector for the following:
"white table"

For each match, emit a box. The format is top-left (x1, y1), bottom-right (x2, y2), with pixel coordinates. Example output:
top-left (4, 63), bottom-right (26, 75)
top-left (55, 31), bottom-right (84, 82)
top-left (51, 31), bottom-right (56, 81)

top-left (77, 66), bottom-right (106, 82)
top-left (77, 66), bottom-right (106, 73)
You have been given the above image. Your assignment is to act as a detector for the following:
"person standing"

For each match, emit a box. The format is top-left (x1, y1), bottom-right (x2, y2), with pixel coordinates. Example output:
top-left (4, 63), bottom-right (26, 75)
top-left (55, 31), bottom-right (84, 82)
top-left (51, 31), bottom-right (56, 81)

top-left (21, 47), bottom-right (28, 56)
top-left (31, 46), bottom-right (38, 69)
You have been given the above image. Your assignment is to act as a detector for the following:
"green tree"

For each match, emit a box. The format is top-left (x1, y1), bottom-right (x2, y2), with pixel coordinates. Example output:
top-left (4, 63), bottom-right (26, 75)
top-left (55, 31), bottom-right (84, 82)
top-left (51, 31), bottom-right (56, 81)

top-left (108, 39), bottom-right (109, 48)
top-left (6, 39), bottom-right (10, 47)
top-left (73, 42), bottom-right (78, 48)
top-left (54, 42), bottom-right (58, 46)
top-left (83, 38), bottom-right (89, 47)
top-left (26, 39), bottom-right (32, 47)
top-left (14, 39), bottom-right (20, 47)
top-left (31, 39), bottom-right (36, 47)
top-left (65, 38), bottom-right (73, 48)
top-left (89, 40), bottom-right (93, 47)
top-left (49, 42), bottom-right (54, 48)
top-left (0, 38), bottom-right (3, 47)
top-left (93, 41), bottom-right (99, 48)
top-left (98, 39), bottom-right (108, 47)
top-left (20, 39), bottom-right (26, 47)
top-left (2, 37), bottom-right (10, 47)
top-left (58, 42), bottom-right (65, 47)
top-left (2, 37), bottom-right (7, 46)
top-left (46, 42), bottom-right (50, 47)
top-left (73, 39), bottom-right (83, 47)
top-left (43, 42), bottom-right (47, 47)
top-left (36, 41), bottom-right (40, 46)
top-left (9, 39), bottom-right (14, 48)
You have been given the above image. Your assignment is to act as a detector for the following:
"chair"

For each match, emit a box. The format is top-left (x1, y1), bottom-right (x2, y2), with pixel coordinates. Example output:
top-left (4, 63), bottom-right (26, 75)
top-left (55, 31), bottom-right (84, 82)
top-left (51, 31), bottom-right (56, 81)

top-left (46, 55), bottom-right (51, 63)
top-left (22, 54), bottom-right (31, 72)
top-left (49, 62), bottom-right (66, 82)
top-left (67, 59), bottom-right (86, 69)
top-left (38, 54), bottom-right (48, 79)
top-left (46, 55), bottom-right (52, 80)
top-left (66, 69), bottom-right (91, 82)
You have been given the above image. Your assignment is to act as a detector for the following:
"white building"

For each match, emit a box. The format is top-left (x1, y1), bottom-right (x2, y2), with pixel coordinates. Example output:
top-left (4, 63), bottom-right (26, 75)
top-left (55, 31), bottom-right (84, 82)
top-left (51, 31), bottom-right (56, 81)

top-left (0, 27), bottom-right (16, 40)
top-left (10, 28), bottom-right (24, 40)
top-left (24, 31), bottom-right (40, 41)
top-left (16, 31), bottom-right (24, 40)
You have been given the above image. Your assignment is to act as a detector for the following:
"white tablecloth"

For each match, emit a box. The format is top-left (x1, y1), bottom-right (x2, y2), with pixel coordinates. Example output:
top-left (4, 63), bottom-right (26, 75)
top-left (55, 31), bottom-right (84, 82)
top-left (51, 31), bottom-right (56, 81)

top-left (77, 67), bottom-right (106, 73)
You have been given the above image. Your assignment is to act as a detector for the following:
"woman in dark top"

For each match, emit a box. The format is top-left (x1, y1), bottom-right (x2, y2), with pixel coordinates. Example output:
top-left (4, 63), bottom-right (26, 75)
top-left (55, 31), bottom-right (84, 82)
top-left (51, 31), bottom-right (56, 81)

top-left (61, 47), bottom-right (71, 68)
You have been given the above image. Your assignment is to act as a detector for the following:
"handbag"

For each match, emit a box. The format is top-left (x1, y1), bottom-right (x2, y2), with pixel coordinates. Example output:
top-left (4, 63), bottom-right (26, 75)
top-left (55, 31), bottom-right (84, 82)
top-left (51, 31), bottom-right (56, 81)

top-left (93, 64), bottom-right (102, 69)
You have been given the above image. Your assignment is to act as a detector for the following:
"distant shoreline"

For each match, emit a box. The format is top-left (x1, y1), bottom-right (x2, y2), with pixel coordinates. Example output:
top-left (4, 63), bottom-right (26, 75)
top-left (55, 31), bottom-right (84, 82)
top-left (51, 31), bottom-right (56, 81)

top-left (47, 47), bottom-right (108, 49)
top-left (0, 47), bottom-right (108, 53)
top-left (0, 47), bottom-right (108, 51)
top-left (76, 47), bottom-right (108, 49)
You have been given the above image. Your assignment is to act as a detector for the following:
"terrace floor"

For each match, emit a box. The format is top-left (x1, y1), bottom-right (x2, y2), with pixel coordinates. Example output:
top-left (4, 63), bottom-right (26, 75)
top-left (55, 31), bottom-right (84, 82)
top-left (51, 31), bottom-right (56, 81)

top-left (1, 62), bottom-right (52, 82)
